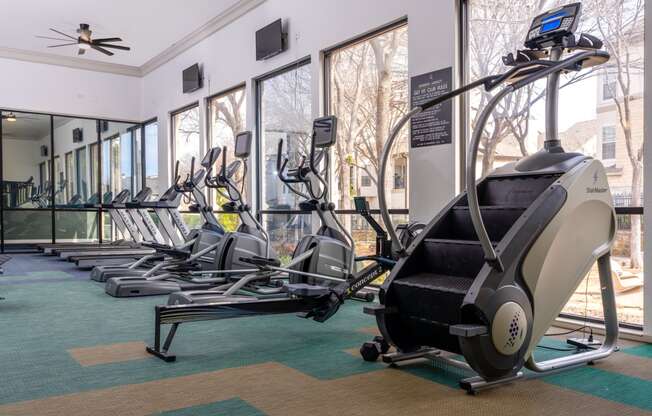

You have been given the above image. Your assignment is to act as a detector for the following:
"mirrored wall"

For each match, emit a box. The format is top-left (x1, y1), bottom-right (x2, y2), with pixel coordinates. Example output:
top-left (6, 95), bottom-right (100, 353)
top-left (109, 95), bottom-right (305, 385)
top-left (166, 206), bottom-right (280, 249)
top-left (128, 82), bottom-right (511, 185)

top-left (0, 110), bottom-right (156, 251)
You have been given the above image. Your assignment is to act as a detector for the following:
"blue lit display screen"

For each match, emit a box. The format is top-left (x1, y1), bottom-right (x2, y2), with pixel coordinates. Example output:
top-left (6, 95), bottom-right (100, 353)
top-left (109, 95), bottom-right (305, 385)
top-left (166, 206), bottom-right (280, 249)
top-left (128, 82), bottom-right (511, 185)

top-left (540, 11), bottom-right (567, 33)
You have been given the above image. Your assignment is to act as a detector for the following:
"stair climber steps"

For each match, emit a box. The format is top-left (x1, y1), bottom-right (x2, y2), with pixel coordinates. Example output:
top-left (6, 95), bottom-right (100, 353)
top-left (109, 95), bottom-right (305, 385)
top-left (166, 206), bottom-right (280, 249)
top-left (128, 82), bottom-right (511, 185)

top-left (477, 174), bottom-right (559, 207)
top-left (422, 239), bottom-right (494, 279)
top-left (391, 273), bottom-right (474, 353)
top-left (436, 205), bottom-right (525, 242)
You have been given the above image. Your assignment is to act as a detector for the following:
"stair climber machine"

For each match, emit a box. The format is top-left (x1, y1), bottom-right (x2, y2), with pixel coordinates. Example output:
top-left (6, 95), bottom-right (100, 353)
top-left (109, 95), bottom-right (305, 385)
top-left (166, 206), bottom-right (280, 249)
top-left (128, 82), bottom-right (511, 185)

top-left (359, 3), bottom-right (619, 394)
top-left (90, 148), bottom-right (224, 283)
top-left (103, 136), bottom-right (276, 297)
top-left (144, 116), bottom-right (423, 362)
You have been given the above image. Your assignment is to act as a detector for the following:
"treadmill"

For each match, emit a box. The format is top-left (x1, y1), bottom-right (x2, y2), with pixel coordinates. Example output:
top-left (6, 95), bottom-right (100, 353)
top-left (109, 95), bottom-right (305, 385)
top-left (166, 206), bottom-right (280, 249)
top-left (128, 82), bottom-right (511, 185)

top-left (39, 190), bottom-right (123, 255)
top-left (76, 177), bottom-right (201, 270)
top-left (53, 188), bottom-right (157, 260)
top-left (90, 148), bottom-right (224, 282)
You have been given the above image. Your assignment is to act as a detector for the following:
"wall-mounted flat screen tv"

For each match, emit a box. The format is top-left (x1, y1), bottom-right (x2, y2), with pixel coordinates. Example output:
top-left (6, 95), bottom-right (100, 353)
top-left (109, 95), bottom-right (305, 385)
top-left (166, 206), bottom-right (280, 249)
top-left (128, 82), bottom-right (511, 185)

top-left (182, 63), bottom-right (202, 93)
top-left (72, 128), bottom-right (83, 143)
top-left (256, 19), bottom-right (284, 61)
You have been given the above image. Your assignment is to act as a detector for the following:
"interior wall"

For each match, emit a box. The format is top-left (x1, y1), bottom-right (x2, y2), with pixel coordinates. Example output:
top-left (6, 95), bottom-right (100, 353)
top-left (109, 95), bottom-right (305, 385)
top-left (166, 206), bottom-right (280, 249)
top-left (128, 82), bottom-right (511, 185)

top-left (141, 0), bottom-right (458, 221)
top-left (2, 138), bottom-right (43, 181)
top-left (0, 57), bottom-right (141, 122)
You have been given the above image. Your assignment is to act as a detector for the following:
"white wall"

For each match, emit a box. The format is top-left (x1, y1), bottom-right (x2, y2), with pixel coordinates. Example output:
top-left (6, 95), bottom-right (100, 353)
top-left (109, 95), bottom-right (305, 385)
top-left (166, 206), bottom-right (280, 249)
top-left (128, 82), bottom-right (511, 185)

top-left (141, 0), bottom-right (458, 221)
top-left (0, 57), bottom-right (141, 122)
top-left (2, 138), bottom-right (43, 181)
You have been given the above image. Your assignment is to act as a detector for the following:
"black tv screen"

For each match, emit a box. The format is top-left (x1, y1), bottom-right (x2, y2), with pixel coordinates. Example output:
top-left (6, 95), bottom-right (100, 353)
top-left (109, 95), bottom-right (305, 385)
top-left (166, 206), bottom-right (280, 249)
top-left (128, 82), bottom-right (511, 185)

top-left (182, 63), bottom-right (202, 93)
top-left (72, 128), bottom-right (83, 143)
top-left (256, 19), bottom-right (284, 61)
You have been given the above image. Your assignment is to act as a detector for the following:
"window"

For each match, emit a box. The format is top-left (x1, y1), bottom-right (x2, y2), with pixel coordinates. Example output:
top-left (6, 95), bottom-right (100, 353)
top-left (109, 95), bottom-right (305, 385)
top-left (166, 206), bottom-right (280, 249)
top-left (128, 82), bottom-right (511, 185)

top-left (64, 151), bottom-right (74, 202)
top-left (601, 125), bottom-right (616, 161)
top-left (172, 105), bottom-right (201, 184)
top-left (89, 142), bottom-right (98, 196)
top-left (325, 22), bottom-right (409, 212)
top-left (53, 155), bottom-right (62, 204)
top-left (75, 147), bottom-right (87, 200)
top-left (133, 127), bottom-right (142, 194)
top-left (101, 122), bottom-right (139, 199)
top-left (393, 156), bottom-right (407, 190)
top-left (120, 131), bottom-right (133, 193)
top-left (208, 85), bottom-right (247, 209)
top-left (602, 74), bottom-right (617, 100)
top-left (257, 59), bottom-right (313, 255)
top-left (38, 162), bottom-right (47, 188)
top-left (463, 0), bottom-right (645, 326)
top-left (324, 22), bottom-right (409, 263)
top-left (144, 121), bottom-right (160, 197)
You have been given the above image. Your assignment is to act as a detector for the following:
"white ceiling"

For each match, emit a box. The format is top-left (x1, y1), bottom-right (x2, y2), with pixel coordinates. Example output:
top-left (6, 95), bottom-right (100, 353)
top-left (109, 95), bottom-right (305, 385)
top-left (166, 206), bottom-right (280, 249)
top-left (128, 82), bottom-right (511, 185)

top-left (0, 0), bottom-right (242, 67)
top-left (2, 113), bottom-right (70, 140)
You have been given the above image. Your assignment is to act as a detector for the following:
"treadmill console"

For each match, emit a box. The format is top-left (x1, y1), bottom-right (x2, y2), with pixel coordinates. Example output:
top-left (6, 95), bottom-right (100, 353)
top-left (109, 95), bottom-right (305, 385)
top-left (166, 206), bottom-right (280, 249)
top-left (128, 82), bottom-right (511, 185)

top-left (524, 2), bottom-right (581, 49)
top-left (313, 116), bottom-right (337, 148)
top-left (234, 131), bottom-right (252, 159)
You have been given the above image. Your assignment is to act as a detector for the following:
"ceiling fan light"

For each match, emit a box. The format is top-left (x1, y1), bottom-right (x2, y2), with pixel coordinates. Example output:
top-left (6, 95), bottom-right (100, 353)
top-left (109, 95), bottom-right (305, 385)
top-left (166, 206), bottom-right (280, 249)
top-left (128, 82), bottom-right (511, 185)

top-left (79, 42), bottom-right (91, 50)
top-left (5, 114), bottom-right (16, 122)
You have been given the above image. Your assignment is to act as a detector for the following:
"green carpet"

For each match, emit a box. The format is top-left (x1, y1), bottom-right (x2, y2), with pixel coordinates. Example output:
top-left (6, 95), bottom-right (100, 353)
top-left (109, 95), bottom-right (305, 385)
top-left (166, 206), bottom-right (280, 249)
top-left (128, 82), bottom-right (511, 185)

top-left (0, 255), bottom-right (650, 415)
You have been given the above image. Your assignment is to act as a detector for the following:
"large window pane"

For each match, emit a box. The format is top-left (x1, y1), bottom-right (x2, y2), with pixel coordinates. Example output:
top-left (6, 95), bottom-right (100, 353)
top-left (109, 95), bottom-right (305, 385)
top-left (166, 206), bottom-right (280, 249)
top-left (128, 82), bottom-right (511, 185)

top-left (3, 210), bottom-right (52, 247)
top-left (262, 213), bottom-right (312, 263)
top-left (2, 111), bottom-right (51, 209)
top-left (133, 127), bottom-right (142, 194)
top-left (1, 111), bottom-right (52, 249)
top-left (144, 122), bottom-right (161, 197)
top-left (172, 106), bottom-right (200, 211)
top-left (209, 86), bottom-right (247, 207)
top-left (466, 0), bottom-right (645, 325)
top-left (172, 106), bottom-right (201, 182)
top-left (52, 116), bottom-right (99, 206)
top-left (327, 24), bottom-right (409, 212)
top-left (100, 121), bottom-right (138, 199)
top-left (55, 211), bottom-right (98, 243)
top-left (259, 63), bottom-right (312, 209)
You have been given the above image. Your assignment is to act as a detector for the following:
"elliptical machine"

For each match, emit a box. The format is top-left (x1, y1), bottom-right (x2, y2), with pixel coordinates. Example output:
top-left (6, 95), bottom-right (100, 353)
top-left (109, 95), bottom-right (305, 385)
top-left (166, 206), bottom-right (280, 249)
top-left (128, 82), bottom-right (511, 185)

top-left (104, 134), bottom-right (276, 297)
top-left (362, 3), bottom-right (618, 393)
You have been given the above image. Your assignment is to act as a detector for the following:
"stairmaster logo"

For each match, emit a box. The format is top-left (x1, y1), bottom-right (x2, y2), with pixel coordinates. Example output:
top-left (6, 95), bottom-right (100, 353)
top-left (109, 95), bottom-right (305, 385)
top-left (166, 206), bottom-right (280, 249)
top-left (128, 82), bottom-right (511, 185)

top-left (586, 170), bottom-right (608, 194)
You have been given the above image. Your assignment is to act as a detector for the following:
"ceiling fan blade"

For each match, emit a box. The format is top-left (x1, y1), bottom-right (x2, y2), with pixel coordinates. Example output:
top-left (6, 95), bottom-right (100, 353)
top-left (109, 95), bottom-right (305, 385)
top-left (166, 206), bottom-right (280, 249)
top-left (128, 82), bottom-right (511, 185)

top-left (48, 43), bottom-right (79, 48)
top-left (93, 37), bottom-right (122, 43)
top-left (36, 35), bottom-right (71, 41)
top-left (49, 28), bottom-right (76, 40)
top-left (78, 48), bottom-right (86, 55)
top-left (90, 44), bottom-right (114, 56)
top-left (92, 43), bottom-right (130, 51)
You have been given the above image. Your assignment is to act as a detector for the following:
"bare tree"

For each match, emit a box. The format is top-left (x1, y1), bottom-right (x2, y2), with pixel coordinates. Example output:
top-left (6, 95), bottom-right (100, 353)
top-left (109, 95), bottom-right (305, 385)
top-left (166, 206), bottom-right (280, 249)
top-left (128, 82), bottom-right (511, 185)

top-left (589, 0), bottom-right (645, 268)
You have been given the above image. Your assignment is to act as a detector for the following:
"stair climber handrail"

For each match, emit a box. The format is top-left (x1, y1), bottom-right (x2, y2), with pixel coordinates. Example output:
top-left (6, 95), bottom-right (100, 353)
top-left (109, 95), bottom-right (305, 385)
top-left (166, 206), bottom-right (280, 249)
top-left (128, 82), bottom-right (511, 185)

top-left (465, 49), bottom-right (608, 271)
top-left (379, 107), bottom-right (421, 257)
top-left (377, 49), bottom-right (607, 261)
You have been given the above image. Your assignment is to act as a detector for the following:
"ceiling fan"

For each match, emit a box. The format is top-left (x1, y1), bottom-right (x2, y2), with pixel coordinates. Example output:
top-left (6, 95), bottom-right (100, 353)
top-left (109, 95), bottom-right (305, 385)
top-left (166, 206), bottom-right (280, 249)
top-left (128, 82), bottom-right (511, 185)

top-left (36, 23), bottom-right (130, 56)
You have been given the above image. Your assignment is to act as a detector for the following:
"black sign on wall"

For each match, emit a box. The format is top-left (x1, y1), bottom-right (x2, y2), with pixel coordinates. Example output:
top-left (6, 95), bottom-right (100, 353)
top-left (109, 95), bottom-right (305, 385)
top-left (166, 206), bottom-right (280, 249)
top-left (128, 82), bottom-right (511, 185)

top-left (410, 67), bottom-right (452, 148)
